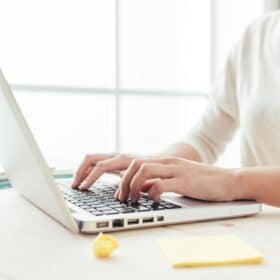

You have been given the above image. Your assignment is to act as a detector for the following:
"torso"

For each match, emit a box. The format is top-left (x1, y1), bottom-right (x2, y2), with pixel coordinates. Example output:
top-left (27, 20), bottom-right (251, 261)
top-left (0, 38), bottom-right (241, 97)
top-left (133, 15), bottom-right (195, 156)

top-left (236, 12), bottom-right (280, 166)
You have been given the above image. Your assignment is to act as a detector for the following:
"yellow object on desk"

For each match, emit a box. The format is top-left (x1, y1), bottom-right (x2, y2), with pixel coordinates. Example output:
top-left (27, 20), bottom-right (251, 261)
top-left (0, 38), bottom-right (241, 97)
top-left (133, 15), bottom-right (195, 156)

top-left (93, 233), bottom-right (119, 258)
top-left (157, 235), bottom-right (263, 268)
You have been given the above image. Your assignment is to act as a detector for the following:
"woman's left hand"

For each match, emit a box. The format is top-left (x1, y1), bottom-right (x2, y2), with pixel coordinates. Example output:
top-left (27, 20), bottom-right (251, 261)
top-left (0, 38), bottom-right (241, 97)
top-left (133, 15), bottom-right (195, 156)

top-left (115, 157), bottom-right (241, 203)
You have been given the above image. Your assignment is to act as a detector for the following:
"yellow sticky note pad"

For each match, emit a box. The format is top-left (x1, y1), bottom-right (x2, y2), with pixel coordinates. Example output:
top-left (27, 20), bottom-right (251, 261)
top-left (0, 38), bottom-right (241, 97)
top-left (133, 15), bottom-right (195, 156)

top-left (157, 235), bottom-right (263, 268)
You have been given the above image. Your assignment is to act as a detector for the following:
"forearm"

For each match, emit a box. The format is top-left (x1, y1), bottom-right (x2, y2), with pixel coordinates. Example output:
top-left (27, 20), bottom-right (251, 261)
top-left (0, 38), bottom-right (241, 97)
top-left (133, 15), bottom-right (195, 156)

top-left (159, 142), bottom-right (202, 162)
top-left (158, 144), bottom-right (280, 207)
top-left (233, 167), bottom-right (280, 207)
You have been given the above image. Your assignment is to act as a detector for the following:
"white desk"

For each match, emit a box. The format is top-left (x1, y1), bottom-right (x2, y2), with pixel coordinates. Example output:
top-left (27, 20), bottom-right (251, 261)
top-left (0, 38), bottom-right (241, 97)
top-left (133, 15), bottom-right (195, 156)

top-left (0, 189), bottom-right (279, 280)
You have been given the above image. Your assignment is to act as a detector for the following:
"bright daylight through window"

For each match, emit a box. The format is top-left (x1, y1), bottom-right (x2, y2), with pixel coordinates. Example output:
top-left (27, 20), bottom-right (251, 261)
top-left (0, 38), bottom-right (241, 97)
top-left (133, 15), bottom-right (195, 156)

top-left (0, 0), bottom-right (264, 169)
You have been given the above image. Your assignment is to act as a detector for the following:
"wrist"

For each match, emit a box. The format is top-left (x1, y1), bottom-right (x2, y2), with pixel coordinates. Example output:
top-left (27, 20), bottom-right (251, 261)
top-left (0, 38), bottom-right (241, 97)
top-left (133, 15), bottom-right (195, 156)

top-left (208, 168), bottom-right (241, 201)
top-left (228, 168), bottom-right (256, 201)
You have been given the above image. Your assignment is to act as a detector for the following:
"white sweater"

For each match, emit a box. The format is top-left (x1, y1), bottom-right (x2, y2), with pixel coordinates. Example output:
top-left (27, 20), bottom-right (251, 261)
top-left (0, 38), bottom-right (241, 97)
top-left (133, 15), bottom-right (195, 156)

top-left (183, 11), bottom-right (280, 167)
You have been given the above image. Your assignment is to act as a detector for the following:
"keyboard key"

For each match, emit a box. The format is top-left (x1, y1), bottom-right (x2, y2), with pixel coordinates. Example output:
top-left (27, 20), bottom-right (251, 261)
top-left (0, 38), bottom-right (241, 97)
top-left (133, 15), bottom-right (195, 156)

top-left (137, 206), bottom-right (150, 212)
top-left (81, 205), bottom-right (92, 210)
top-left (152, 205), bottom-right (166, 211)
top-left (130, 203), bottom-right (149, 212)
top-left (96, 207), bottom-right (113, 211)
top-left (105, 201), bottom-right (120, 205)
top-left (102, 210), bottom-right (119, 215)
top-left (88, 202), bottom-right (102, 206)
top-left (80, 197), bottom-right (97, 202)
top-left (114, 207), bottom-right (135, 214)
top-left (162, 203), bottom-right (181, 209)
top-left (90, 211), bottom-right (104, 216)
top-left (141, 201), bottom-right (155, 207)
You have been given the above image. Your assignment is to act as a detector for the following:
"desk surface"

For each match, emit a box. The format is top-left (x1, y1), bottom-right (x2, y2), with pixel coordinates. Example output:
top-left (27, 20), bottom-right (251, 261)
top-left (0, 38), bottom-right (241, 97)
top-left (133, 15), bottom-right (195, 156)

top-left (0, 189), bottom-right (279, 280)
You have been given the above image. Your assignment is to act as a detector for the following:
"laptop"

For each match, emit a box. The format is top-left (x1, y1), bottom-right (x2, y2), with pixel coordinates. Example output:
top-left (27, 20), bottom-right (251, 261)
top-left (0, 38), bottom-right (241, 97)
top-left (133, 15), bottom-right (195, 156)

top-left (0, 69), bottom-right (261, 233)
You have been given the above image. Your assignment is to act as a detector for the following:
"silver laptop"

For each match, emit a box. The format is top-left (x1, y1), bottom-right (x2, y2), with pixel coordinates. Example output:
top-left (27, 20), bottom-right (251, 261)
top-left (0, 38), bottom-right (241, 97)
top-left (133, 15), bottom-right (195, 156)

top-left (0, 70), bottom-right (261, 233)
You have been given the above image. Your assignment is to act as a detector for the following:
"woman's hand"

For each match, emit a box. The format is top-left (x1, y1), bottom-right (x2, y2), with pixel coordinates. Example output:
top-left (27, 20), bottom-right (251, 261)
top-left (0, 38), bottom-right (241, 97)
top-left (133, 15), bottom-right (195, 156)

top-left (72, 153), bottom-right (240, 203)
top-left (117, 157), bottom-right (240, 203)
top-left (71, 153), bottom-right (141, 190)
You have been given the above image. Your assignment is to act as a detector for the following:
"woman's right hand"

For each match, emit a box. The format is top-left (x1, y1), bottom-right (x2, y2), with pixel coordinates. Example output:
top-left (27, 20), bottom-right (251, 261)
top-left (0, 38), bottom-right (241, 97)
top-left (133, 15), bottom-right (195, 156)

top-left (71, 153), bottom-right (138, 190)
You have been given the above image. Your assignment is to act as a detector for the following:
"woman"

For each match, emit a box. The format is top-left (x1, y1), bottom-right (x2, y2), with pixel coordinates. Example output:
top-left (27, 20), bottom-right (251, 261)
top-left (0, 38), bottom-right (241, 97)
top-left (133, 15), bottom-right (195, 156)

top-left (72, 11), bottom-right (280, 207)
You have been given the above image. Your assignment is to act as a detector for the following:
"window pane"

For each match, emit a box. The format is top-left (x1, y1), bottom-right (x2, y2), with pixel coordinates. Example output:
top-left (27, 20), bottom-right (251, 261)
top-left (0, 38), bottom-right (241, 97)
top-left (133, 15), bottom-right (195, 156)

top-left (14, 91), bottom-right (115, 169)
top-left (120, 96), bottom-right (207, 153)
top-left (0, 0), bottom-right (115, 88)
top-left (215, 0), bottom-right (263, 72)
top-left (120, 0), bottom-right (211, 91)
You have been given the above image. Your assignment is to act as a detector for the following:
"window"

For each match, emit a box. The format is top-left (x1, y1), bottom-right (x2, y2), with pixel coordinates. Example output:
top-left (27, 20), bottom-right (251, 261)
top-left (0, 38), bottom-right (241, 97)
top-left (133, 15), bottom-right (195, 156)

top-left (0, 0), bottom-right (265, 169)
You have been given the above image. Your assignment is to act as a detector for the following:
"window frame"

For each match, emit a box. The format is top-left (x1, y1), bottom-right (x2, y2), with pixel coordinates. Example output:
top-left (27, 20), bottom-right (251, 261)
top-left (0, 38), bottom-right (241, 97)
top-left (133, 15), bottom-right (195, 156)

top-left (10, 0), bottom-right (270, 152)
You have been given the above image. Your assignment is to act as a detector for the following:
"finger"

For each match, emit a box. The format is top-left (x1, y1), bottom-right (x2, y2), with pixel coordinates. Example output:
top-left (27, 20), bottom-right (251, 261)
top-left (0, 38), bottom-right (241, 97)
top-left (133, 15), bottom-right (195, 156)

top-left (148, 179), bottom-right (177, 202)
top-left (116, 178), bottom-right (155, 200)
top-left (72, 156), bottom-right (93, 188)
top-left (81, 166), bottom-right (93, 181)
top-left (129, 163), bottom-right (176, 202)
top-left (119, 158), bottom-right (174, 202)
top-left (79, 155), bottom-right (131, 190)
top-left (72, 153), bottom-right (115, 188)
top-left (114, 188), bottom-right (120, 200)
top-left (142, 179), bottom-right (159, 192)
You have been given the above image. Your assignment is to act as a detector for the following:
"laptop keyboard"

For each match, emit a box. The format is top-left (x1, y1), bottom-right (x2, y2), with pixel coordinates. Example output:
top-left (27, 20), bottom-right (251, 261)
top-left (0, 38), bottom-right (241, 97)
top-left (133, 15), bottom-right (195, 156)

top-left (58, 181), bottom-right (181, 216)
